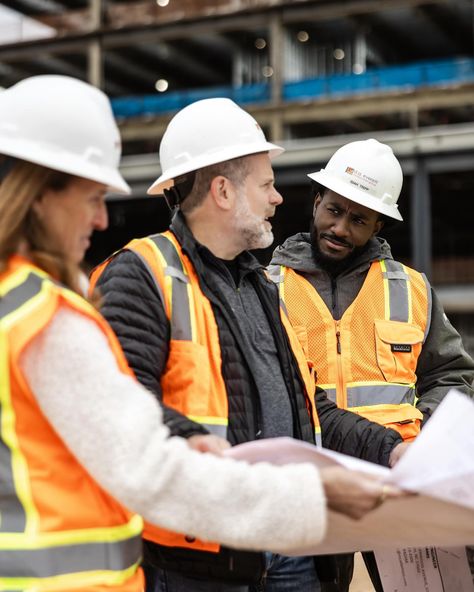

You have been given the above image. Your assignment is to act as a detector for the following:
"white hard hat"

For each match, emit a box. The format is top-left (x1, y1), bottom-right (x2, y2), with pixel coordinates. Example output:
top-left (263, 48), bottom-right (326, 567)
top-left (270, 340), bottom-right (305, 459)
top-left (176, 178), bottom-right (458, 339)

top-left (308, 138), bottom-right (403, 221)
top-left (148, 97), bottom-right (284, 195)
top-left (0, 75), bottom-right (130, 194)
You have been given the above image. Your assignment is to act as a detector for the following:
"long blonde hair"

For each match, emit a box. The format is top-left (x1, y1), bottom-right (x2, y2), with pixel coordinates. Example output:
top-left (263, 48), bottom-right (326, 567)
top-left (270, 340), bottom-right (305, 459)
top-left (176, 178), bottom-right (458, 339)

top-left (0, 158), bottom-right (82, 293)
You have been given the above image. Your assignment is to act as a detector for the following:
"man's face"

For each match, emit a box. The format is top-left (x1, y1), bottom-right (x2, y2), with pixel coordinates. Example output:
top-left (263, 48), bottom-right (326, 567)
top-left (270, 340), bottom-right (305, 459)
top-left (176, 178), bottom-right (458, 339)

top-left (232, 153), bottom-right (283, 251)
top-left (311, 190), bottom-right (383, 264)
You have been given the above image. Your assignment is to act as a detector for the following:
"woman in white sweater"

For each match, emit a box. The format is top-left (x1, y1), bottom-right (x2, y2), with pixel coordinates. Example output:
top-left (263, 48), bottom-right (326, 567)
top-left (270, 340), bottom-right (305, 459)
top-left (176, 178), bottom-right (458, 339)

top-left (0, 75), bottom-right (399, 591)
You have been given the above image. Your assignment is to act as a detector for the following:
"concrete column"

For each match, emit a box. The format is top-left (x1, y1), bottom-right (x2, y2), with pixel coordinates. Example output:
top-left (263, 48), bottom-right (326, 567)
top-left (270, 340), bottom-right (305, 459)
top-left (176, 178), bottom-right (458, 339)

top-left (88, 0), bottom-right (103, 88)
top-left (269, 13), bottom-right (283, 141)
top-left (410, 158), bottom-right (432, 280)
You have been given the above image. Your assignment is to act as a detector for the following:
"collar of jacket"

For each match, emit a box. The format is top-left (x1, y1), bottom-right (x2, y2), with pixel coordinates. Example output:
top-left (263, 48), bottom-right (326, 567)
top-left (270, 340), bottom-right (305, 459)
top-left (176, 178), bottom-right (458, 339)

top-left (272, 232), bottom-right (393, 277)
top-left (169, 210), bottom-right (265, 278)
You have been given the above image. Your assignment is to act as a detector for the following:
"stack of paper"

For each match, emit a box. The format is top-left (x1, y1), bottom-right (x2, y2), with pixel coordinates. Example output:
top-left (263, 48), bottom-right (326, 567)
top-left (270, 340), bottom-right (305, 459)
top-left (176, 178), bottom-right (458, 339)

top-left (225, 389), bottom-right (474, 555)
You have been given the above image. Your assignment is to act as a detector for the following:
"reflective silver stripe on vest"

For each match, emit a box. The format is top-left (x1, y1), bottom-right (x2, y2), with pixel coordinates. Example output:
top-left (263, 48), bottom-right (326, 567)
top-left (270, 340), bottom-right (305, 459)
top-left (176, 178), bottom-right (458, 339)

top-left (0, 273), bottom-right (43, 533)
top-left (314, 432), bottom-right (322, 447)
top-left (0, 534), bottom-right (142, 577)
top-left (0, 273), bottom-right (42, 325)
top-left (267, 264), bottom-right (288, 316)
top-left (322, 387), bottom-right (337, 404)
top-left (130, 249), bottom-right (167, 312)
top-left (199, 424), bottom-right (228, 439)
top-left (382, 260), bottom-right (410, 322)
top-left (267, 264), bottom-right (282, 285)
top-left (346, 384), bottom-right (415, 408)
top-left (149, 234), bottom-right (193, 341)
top-left (0, 272), bottom-right (143, 577)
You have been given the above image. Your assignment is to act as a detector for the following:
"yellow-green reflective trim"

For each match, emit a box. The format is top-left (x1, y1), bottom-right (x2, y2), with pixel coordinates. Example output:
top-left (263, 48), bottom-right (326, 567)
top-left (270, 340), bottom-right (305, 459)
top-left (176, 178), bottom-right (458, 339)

top-left (142, 236), bottom-right (171, 314)
top-left (320, 379), bottom-right (416, 390)
top-left (0, 514), bottom-right (143, 549)
top-left (0, 328), bottom-right (27, 534)
top-left (185, 278), bottom-right (198, 345)
top-left (187, 415), bottom-right (228, 439)
top-left (0, 562), bottom-right (139, 591)
top-left (380, 259), bottom-right (390, 320)
top-left (0, 520), bottom-right (142, 580)
top-left (147, 234), bottom-right (197, 343)
top-left (0, 269), bottom-right (143, 585)
top-left (0, 275), bottom-right (52, 534)
top-left (187, 415), bottom-right (228, 426)
top-left (314, 427), bottom-right (322, 447)
top-left (0, 268), bottom-right (31, 297)
top-left (404, 262), bottom-right (413, 324)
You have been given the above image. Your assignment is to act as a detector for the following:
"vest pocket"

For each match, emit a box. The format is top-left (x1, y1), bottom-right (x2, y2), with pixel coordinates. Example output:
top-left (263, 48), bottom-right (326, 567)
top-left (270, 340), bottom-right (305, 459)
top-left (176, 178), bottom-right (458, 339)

top-left (374, 319), bottom-right (424, 384)
top-left (354, 403), bottom-right (422, 441)
top-left (161, 340), bottom-right (211, 415)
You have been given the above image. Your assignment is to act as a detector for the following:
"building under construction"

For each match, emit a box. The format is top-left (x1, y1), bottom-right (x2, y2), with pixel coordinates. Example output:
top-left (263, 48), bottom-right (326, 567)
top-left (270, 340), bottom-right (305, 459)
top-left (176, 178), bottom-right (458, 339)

top-left (1, 0), bottom-right (474, 351)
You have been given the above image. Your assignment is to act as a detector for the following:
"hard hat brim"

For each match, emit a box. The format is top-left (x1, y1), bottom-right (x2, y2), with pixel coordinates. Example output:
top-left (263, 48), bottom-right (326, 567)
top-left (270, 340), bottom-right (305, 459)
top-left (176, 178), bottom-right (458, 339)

top-left (147, 141), bottom-right (284, 196)
top-left (0, 139), bottom-right (130, 195)
top-left (308, 169), bottom-right (403, 221)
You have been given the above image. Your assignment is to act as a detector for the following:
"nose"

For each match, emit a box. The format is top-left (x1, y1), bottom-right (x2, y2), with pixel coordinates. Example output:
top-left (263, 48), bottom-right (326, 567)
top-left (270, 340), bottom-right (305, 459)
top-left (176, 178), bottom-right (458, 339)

top-left (270, 186), bottom-right (283, 206)
top-left (332, 214), bottom-right (350, 237)
top-left (94, 201), bottom-right (108, 231)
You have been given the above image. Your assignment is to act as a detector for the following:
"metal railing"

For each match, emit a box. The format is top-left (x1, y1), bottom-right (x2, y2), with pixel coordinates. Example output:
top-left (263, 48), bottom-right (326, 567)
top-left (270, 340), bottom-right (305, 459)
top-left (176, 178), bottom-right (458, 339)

top-left (111, 57), bottom-right (474, 119)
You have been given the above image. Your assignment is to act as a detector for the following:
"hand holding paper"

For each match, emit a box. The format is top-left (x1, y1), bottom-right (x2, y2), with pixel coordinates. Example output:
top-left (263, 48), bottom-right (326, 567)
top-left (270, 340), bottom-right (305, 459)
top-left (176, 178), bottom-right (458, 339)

top-left (225, 389), bottom-right (474, 554)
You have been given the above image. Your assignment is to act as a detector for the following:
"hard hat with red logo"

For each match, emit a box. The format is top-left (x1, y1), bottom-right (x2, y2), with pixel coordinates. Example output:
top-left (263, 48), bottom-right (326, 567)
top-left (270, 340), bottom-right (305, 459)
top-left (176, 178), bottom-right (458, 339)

top-left (147, 97), bottom-right (284, 195)
top-left (308, 138), bottom-right (403, 221)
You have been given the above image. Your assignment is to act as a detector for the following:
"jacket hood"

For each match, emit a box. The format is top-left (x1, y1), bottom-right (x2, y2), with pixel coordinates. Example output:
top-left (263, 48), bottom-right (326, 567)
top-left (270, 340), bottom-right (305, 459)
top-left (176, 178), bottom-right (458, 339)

top-left (271, 232), bottom-right (393, 275)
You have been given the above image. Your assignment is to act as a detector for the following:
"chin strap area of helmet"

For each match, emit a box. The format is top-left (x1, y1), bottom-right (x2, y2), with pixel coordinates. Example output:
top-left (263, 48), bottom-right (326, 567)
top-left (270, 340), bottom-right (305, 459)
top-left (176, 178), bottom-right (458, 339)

top-left (162, 172), bottom-right (196, 210)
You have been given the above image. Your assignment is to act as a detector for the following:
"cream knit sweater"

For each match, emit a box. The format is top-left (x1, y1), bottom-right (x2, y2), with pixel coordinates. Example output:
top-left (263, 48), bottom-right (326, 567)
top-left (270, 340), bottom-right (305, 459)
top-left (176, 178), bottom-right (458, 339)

top-left (20, 305), bottom-right (327, 554)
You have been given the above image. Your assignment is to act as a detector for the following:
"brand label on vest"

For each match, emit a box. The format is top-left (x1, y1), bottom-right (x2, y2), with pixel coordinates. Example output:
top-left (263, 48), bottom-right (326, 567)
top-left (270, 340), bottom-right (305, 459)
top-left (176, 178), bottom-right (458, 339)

top-left (391, 344), bottom-right (412, 353)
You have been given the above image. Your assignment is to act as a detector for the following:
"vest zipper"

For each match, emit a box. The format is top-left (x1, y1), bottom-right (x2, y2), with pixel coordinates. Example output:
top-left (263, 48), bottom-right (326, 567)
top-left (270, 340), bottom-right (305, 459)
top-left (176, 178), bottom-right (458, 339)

top-left (335, 321), bottom-right (346, 408)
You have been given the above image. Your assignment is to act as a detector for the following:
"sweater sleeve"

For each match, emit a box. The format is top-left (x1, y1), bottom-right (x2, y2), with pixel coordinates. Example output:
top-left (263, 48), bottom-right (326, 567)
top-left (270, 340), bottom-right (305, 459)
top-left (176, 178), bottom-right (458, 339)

top-left (94, 249), bottom-right (208, 438)
top-left (20, 305), bottom-right (327, 554)
top-left (316, 388), bottom-right (402, 467)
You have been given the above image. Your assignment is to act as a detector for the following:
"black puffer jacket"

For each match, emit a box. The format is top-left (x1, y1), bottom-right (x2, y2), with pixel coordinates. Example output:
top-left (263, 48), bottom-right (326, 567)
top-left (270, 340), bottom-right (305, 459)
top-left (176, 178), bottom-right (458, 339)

top-left (95, 212), bottom-right (315, 445)
top-left (94, 212), bottom-right (316, 583)
top-left (94, 213), bottom-right (402, 582)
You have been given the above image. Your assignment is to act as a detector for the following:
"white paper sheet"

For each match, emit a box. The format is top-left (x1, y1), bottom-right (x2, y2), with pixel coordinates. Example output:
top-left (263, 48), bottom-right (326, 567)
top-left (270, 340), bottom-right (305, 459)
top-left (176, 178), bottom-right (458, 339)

top-left (224, 389), bottom-right (474, 555)
top-left (225, 435), bottom-right (390, 478)
top-left (387, 390), bottom-right (474, 509)
top-left (375, 546), bottom-right (474, 592)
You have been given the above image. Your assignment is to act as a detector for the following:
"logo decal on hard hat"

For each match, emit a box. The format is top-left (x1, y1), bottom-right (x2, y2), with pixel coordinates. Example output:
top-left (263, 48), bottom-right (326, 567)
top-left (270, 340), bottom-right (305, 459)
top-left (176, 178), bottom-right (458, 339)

top-left (344, 166), bottom-right (378, 188)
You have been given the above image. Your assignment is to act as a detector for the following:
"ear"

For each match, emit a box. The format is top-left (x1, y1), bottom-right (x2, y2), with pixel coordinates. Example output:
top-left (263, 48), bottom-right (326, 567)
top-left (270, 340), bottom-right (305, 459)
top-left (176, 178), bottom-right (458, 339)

top-left (31, 191), bottom-right (46, 219)
top-left (373, 218), bottom-right (384, 236)
top-left (209, 175), bottom-right (234, 212)
top-left (313, 193), bottom-right (322, 217)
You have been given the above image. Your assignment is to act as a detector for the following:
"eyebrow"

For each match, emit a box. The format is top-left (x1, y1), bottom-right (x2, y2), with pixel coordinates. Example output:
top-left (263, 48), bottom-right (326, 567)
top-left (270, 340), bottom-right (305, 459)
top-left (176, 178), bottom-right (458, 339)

top-left (327, 201), bottom-right (370, 220)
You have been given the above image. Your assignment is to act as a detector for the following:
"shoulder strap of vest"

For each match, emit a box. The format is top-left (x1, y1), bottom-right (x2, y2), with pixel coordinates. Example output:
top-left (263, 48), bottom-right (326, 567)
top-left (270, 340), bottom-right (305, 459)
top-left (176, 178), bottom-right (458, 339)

top-left (379, 259), bottom-right (432, 341)
top-left (266, 264), bottom-right (288, 315)
top-left (133, 233), bottom-right (196, 342)
top-left (0, 269), bottom-right (44, 326)
top-left (380, 259), bottom-right (411, 322)
top-left (420, 272), bottom-right (432, 341)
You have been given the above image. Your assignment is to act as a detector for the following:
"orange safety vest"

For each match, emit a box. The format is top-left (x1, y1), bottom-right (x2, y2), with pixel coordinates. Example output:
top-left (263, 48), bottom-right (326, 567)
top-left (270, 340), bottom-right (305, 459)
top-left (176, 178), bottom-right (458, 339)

top-left (271, 259), bottom-right (431, 441)
top-left (0, 256), bottom-right (144, 591)
top-left (90, 230), bottom-right (318, 554)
